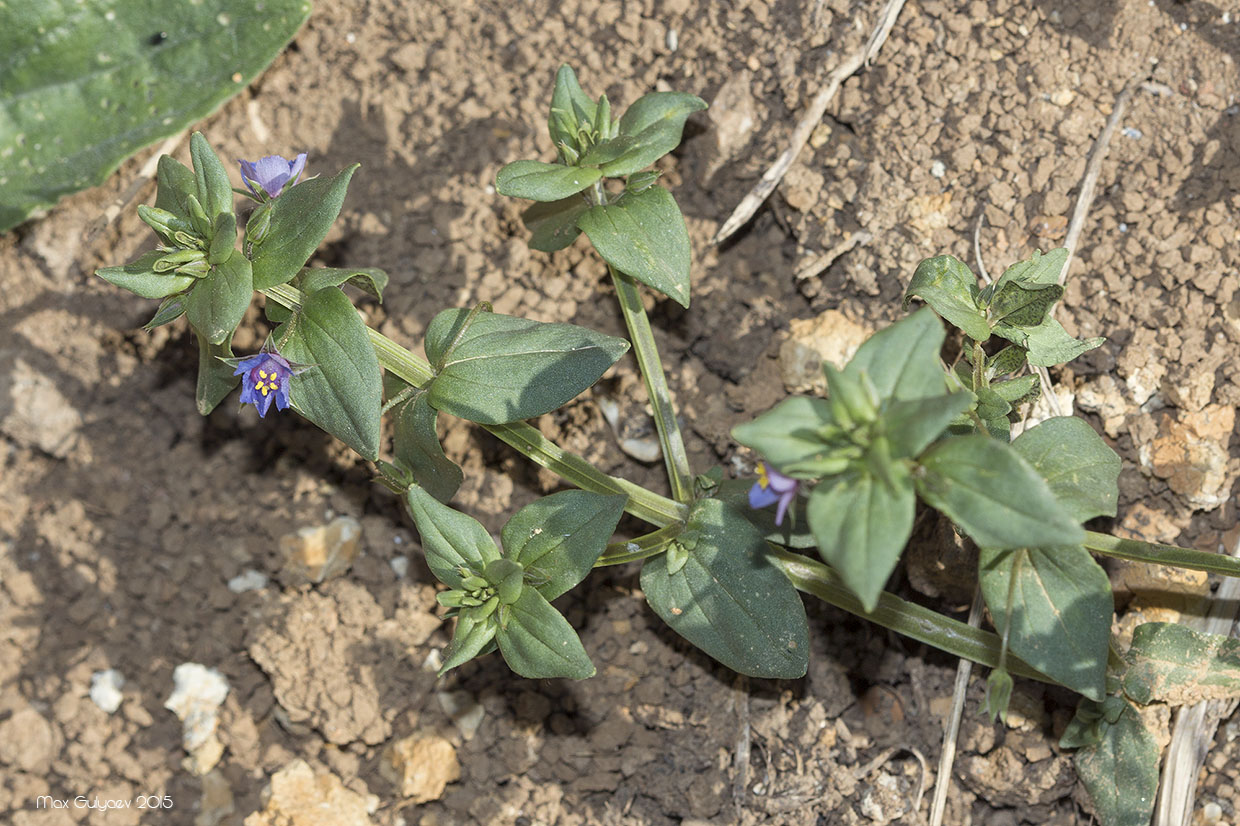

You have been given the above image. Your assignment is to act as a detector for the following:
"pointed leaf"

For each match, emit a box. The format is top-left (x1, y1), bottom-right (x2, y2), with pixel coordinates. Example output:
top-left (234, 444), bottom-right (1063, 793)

top-left (184, 251), bottom-right (252, 345)
top-left (144, 296), bottom-right (186, 330)
top-left (845, 307), bottom-right (947, 402)
top-left (993, 316), bottom-right (1104, 368)
top-left (904, 255), bottom-right (990, 341)
top-left (578, 186), bottom-right (692, 307)
top-left (549, 64), bottom-right (597, 150)
top-left (251, 164), bottom-right (358, 290)
top-left (388, 380), bottom-right (463, 503)
top-left (439, 613), bottom-right (498, 676)
top-left (275, 286), bottom-right (381, 459)
top-left (424, 308), bottom-right (628, 425)
top-left (298, 267), bottom-right (388, 302)
top-left (496, 160), bottom-right (602, 202)
top-left (987, 279), bottom-right (1062, 328)
top-left (1012, 417), bottom-right (1120, 523)
top-left (916, 434), bottom-right (1084, 549)
top-left (1074, 699), bottom-right (1160, 826)
top-left (1123, 622), bottom-right (1240, 705)
top-left (993, 247), bottom-right (1068, 289)
top-left (882, 392), bottom-right (974, 459)
top-left (990, 375), bottom-right (1040, 408)
top-left (979, 545), bottom-right (1110, 701)
top-left (0, 0), bottom-right (310, 232)
top-left (96, 250), bottom-right (196, 299)
top-left (155, 156), bottom-right (198, 223)
top-left (731, 396), bottom-right (834, 476)
top-left (596, 91), bottom-right (708, 177)
top-left (195, 334), bottom-right (239, 415)
top-left (640, 499), bottom-right (809, 679)
top-left (404, 485), bottom-right (501, 588)
top-left (807, 466), bottom-right (916, 611)
top-left (190, 132), bottom-right (233, 224)
top-left (496, 589), bottom-right (595, 680)
top-left (501, 490), bottom-right (627, 600)
top-left (522, 197), bottom-right (588, 252)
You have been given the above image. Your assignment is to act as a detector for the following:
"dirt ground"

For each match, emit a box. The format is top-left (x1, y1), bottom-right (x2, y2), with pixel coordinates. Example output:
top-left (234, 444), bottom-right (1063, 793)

top-left (3, 0), bottom-right (1240, 823)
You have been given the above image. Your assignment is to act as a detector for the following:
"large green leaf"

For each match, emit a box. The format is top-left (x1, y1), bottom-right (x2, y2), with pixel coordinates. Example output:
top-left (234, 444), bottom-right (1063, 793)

top-left (1074, 698), bottom-right (1160, 826)
top-left (0, 0), bottom-right (310, 232)
top-left (251, 164), bottom-right (358, 290)
top-left (730, 396), bottom-right (834, 477)
top-left (195, 333), bottom-right (239, 415)
top-left (979, 545), bottom-right (1111, 701)
top-left (1123, 622), bottom-right (1240, 706)
top-left (424, 307), bottom-right (628, 425)
top-left (807, 466), bottom-right (916, 612)
top-left (184, 251), bottom-right (252, 345)
top-left (495, 161), bottom-right (601, 202)
top-left (578, 186), bottom-right (692, 307)
top-left (1012, 417), bottom-right (1120, 523)
top-left (404, 485), bottom-right (501, 588)
top-left (845, 307), bottom-right (947, 402)
top-left (640, 499), bottom-right (809, 679)
top-left (501, 490), bottom-right (626, 601)
top-left (596, 91), bottom-right (708, 177)
top-left (916, 434), bottom-right (1084, 550)
top-left (496, 588), bottom-right (595, 680)
top-left (387, 379), bottom-right (463, 504)
top-left (903, 255), bottom-right (989, 341)
top-left (275, 287), bottom-right (382, 459)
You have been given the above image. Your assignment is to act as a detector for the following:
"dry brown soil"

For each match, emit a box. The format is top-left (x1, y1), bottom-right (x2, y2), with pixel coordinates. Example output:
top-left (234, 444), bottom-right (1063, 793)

top-left (3, 0), bottom-right (1240, 824)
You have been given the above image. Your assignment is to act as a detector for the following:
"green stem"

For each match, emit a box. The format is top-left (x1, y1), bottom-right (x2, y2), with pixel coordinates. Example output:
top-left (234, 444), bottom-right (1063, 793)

top-left (607, 265), bottom-right (695, 503)
top-left (263, 284), bottom-right (687, 528)
top-left (1085, 531), bottom-right (1240, 578)
top-left (598, 522), bottom-right (685, 566)
top-left (767, 547), bottom-right (1051, 684)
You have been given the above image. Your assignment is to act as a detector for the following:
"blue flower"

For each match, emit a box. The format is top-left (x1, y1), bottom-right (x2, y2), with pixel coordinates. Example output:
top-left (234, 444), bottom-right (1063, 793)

top-left (234, 351), bottom-right (295, 417)
top-left (238, 153), bottom-right (307, 199)
top-left (748, 462), bottom-right (799, 526)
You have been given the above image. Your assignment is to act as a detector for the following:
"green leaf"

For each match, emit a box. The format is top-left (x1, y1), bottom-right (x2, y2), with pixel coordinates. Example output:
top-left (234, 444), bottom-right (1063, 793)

top-left (845, 307), bottom-right (947, 402)
top-left (987, 344), bottom-right (1028, 377)
top-left (974, 385), bottom-right (1012, 422)
top-left (275, 286), bottom-right (382, 459)
top-left (96, 250), bottom-right (196, 299)
top-left (1074, 698), bottom-right (1160, 826)
top-left (640, 499), bottom-right (810, 679)
top-left (424, 307), bottom-right (629, 425)
top-left (549, 64), bottom-right (597, 151)
top-left (207, 212), bottom-right (237, 266)
top-left (1021, 318), bottom-right (1105, 368)
top-left (387, 380), bottom-right (463, 503)
top-left (595, 91), bottom-right (708, 177)
top-left (521, 197), bottom-right (588, 252)
top-left (990, 375), bottom-right (1040, 408)
top-left (578, 186), bottom-right (692, 307)
top-left (144, 296), bottom-right (186, 330)
top-left (297, 267), bottom-right (388, 302)
top-left (807, 466), bottom-right (916, 612)
top-left (501, 490), bottom-right (626, 600)
top-left (495, 160), bottom-right (602, 202)
top-left (404, 485), bottom-right (501, 588)
top-left (979, 545), bottom-right (1111, 700)
top-left (730, 396), bottom-right (834, 477)
top-left (155, 155), bottom-right (199, 224)
top-left (0, 0), bottom-right (310, 232)
top-left (195, 334), bottom-right (239, 415)
top-left (916, 434), bottom-right (1084, 549)
top-left (987, 280), bottom-right (1063, 328)
top-left (496, 588), bottom-right (595, 680)
top-left (903, 255), bottom-right (990, 341)
top-left (992, 247), bottom-right (1068, 290)
top-left (439, 613), bottom-right (498, 676)
top-left (184, 251), bottom-right (252, 345)
top-left (1012, 417), bottom-right (1120, 523)
top-left (189, 132), bottom-right (233, 224)
top-left (1123, 622), bottom-right (1240, 705)
top-left (578, 135), bottom-right (638, 166)
top-left (251, 164), bottom-right (358, 290)
top-left (882, 392), bottom-right (974, 459)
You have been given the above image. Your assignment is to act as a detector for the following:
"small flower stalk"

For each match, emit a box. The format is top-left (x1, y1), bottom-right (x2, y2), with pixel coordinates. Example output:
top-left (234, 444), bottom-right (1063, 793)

top-left (748, 461), bottom-right (799, 526)
top-left (238, 153), bottom-right (307, 200)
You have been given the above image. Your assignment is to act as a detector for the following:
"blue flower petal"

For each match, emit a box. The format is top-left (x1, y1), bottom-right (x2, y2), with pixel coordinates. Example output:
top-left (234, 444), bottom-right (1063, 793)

top-left (748, 481), bottom-right (779, 510)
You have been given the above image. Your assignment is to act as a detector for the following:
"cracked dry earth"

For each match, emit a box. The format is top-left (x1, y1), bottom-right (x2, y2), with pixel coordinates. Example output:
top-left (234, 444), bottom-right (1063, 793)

top-left (3, 0), bottom-right (1240, 824)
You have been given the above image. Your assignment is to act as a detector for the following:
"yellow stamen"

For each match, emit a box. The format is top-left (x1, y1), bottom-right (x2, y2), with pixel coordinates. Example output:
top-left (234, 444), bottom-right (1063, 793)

top-left (260, 386), bottom-right (269, 396)
top-left (259, 370), bottom-right (268, 379)
top-left (756, 462), bottom-right (770, 490)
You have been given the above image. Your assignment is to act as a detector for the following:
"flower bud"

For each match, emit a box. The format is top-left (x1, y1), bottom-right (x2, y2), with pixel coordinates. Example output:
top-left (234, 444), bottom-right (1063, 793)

top-left (246, 202), bottom-right (273, 245)
top-left (174, 258), bottom-right (210, 279)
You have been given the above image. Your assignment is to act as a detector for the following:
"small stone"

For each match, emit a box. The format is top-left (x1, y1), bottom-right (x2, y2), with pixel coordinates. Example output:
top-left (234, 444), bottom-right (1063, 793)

top-left (1076, 375), bottom-right (1129, 437)
top-left (380, 734), bottom-right (460, 802)
top-left (436, 690), bottom-right (485, 741)
top-left (1050, 88), bottom-right (1075, 106)
top-left (777, 310), bottom-right (874, 394)
top-left (244, 760), bottom-right (375, 826)
top-left (389, 556), bottom-right (409, 578)
top-left (279, 516), bottom-right (362, 585)
top-left (165, 663), bottom-right (230, 775)
top-left (90, 669), bottom-right (125, 714)
top-left (0, 704), bottom-right (56, 773)
top-left (1146, 405), bottom-right (1234, 511)
top-left (930, 159), bottom-right (946, 178)
top-left (228, 569), bottom-right (269, 593)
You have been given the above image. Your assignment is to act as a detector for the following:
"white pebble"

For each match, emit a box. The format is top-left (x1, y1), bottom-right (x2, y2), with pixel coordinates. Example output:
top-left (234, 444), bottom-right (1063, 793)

top-left (930, 160), bottom-right (946, 178)
top-left (90, 669), bottom-right (125, 714)
top-left (1122, 126), bottom-right (1143, 139)
top-left (165, 664), bottom-right (229, 752)
top-left (1119, 223), bottom-right (1128, 233)
top-left (666, 28), bottom-right (678, 51)
top-left (227, 569), bottom-right (268, 593)
top-left (389, 556), bottom-right (409, 578)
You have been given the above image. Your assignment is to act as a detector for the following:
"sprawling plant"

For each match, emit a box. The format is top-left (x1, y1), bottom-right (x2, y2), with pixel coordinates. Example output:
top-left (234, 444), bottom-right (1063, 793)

top-left (97, 67), bottom-right (1240, 826)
